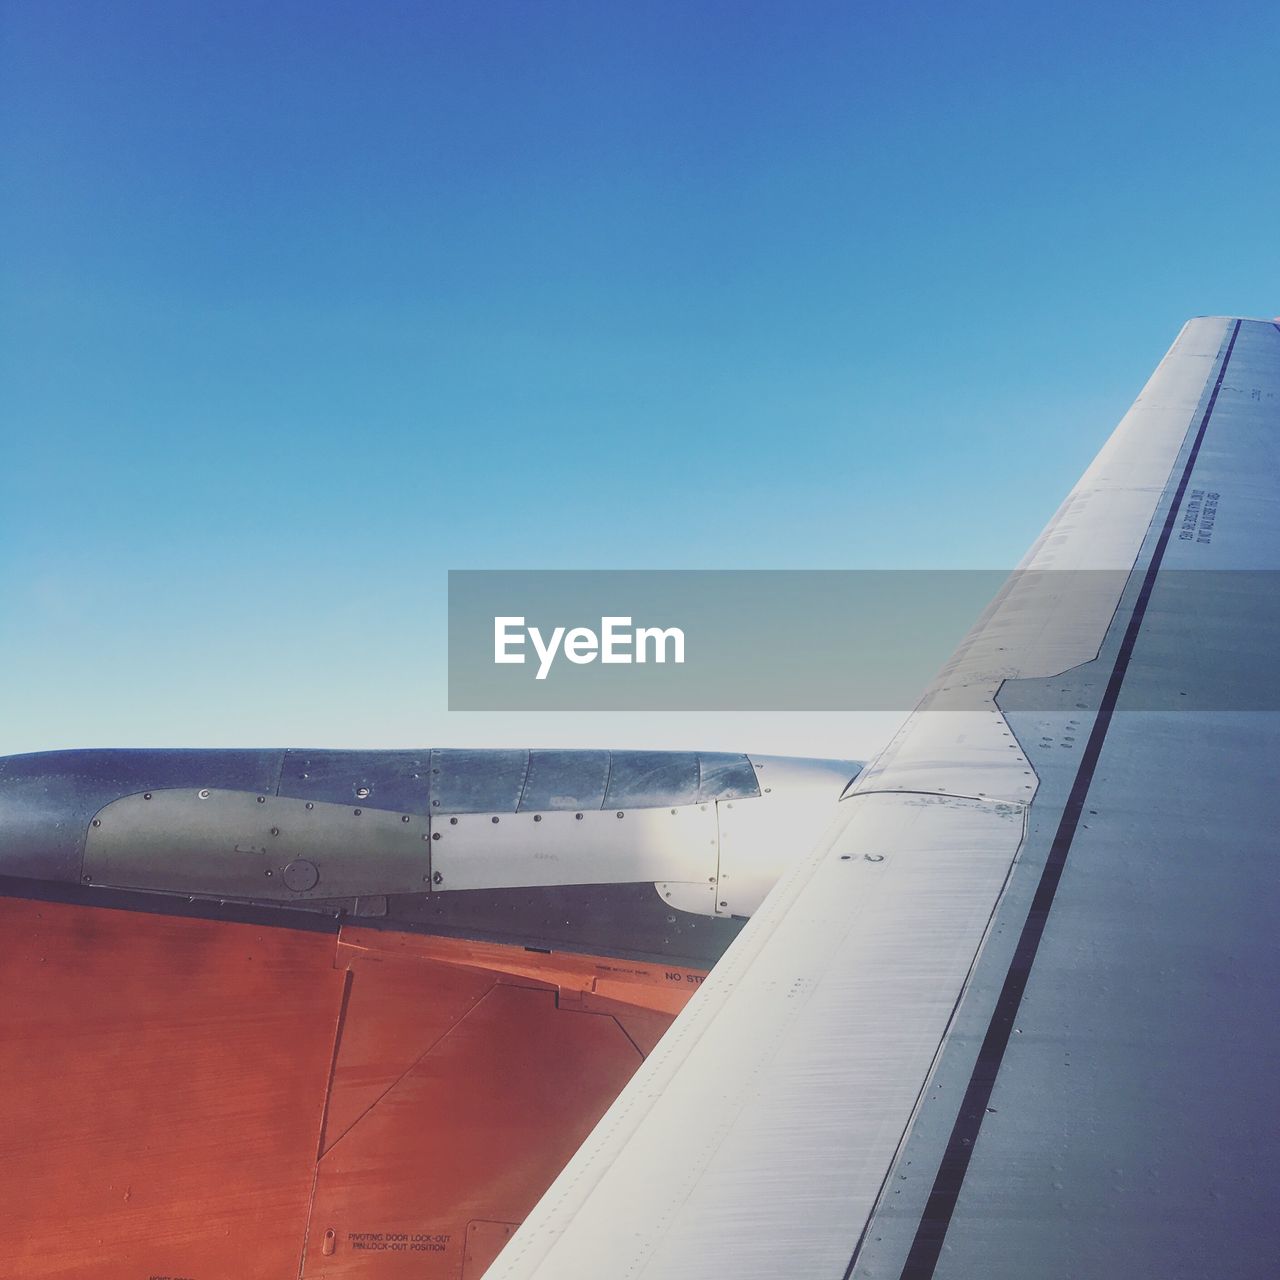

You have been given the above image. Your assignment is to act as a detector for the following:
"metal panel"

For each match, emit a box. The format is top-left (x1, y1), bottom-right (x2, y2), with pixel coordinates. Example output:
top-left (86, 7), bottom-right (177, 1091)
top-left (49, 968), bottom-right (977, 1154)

top-left (653, 881), bottom-right (721, 915)
top-left (430, 805), bottom-right (718, 893)
top-left (603, 753), bottom-right (700, 808)
top-left (382, 882), bottom-right (747, 970)
top-left (900, 714), bottom-right (1280, 1280)
top-left (0, 748), bottom-right (281, 882)
top-left (277, 749), bottom-right (430, 813)
top-left (300, 982), bottom-right (649, 1280)
top-left (429, 749), bottom-right (529, 813)
top-left (696, 753), bottom-right (760, 801)
top-left (84, 789), bottom-right (431, 900)
top-left (519, 751), bottom-right (611, 811)
top-left (463, 1223), bottom-right (521, 1279)
top-left (713, 756), bottom-right (853, 917)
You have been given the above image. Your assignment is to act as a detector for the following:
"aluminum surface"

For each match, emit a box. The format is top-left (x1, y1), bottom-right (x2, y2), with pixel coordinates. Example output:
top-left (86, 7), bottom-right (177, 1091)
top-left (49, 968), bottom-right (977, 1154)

top-left (713, 755), bottom-right (855, 917)
top-left (85, 789), bottom-right (432, 900)
top-left (429, 805), bottom-right (719, 893)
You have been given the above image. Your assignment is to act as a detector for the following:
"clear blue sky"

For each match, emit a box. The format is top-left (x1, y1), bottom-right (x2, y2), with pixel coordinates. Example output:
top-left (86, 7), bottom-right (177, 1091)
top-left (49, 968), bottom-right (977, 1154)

top-left (2, 1), bottom-right (1276, 757)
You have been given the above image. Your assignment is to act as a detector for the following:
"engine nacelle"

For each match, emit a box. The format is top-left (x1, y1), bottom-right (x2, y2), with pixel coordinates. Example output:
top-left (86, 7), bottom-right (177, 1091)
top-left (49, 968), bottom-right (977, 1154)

top-left (0, 747), bottom-right (861, 922)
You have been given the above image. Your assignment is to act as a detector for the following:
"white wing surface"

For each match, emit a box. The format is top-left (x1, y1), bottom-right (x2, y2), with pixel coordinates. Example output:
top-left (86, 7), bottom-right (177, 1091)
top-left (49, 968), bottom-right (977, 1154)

top-left (489, 317), bottom-right (1280, 1280)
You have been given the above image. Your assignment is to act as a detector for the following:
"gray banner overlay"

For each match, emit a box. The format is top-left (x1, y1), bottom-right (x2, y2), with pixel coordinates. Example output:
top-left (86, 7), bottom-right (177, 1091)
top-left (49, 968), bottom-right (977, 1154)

top-left (448, 570), bottom-right (1280, 711)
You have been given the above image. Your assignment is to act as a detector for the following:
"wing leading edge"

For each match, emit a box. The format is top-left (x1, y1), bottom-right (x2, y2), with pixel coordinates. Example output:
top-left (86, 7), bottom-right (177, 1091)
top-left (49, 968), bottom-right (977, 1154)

top-left (487, 317), bottom-right (1280, 1279)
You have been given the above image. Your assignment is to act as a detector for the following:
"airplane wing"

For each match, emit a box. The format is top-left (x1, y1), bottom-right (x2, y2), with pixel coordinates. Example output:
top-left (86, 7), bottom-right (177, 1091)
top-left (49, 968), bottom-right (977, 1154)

top-left (488, 316), bottom-right (1280, 1279)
